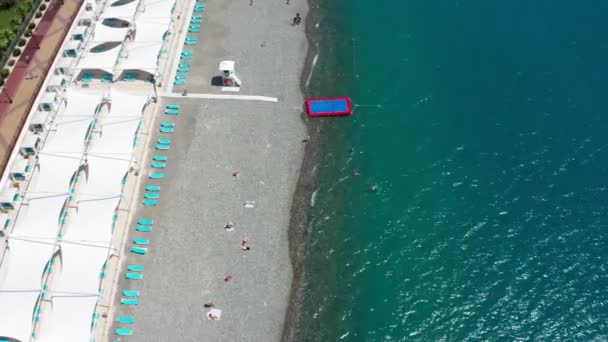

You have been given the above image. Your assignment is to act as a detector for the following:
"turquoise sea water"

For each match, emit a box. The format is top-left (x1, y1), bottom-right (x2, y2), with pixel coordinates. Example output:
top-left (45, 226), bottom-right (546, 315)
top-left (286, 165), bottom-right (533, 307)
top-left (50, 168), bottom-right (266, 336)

top-left (292, 0), bottom-right (608, 340)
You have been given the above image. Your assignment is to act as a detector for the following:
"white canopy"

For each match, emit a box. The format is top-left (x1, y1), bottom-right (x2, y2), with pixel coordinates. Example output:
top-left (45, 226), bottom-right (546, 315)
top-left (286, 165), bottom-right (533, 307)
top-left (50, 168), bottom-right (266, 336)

top-left (29, 154), bottom-right (81, 194)
top-left (78, 42), bottom-right (123, 73)
top-left (89, 119), bottom-right (141, 156)
top-left (100, 0), bottom-right (139, 20)
top-left (82, 155), bottom-right (130, 194)
top-left (41, 297), bottom-right (99, 342)
top-left (109, 91), bottom-right (148, 116)
top-left (12, 194), bottom-right (67, 238)
top-left (91, 22), bottom-right (129, 42)
top-left (120, 41), bottom-right (162, 71)
top-left (64, 91), bottom-right (101, 115)
top-left (133, 19), bottom-right (170, 42)
top-left (0, 194), bottom-right (69, 340)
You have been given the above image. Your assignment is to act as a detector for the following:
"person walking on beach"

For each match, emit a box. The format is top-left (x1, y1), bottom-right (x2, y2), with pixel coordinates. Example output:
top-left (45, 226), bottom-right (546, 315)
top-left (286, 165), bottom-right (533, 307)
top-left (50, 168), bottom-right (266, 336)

top-left (293, 13), bottom-right (301, 26)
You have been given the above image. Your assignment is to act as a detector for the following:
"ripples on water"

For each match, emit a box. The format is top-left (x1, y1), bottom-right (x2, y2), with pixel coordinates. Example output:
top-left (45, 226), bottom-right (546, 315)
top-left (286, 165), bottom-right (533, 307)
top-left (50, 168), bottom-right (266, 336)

top-left (293, 0), bottom-right (608, 340)
top-left (296, 131), bottom-right (608, 341)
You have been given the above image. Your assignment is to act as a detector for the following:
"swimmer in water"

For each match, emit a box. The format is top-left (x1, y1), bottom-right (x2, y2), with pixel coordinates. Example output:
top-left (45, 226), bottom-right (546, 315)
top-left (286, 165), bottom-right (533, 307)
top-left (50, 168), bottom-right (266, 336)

top-left (369, 185), bottom-right (379, 192)
top-left (352, 169), bottom-right (360, 176)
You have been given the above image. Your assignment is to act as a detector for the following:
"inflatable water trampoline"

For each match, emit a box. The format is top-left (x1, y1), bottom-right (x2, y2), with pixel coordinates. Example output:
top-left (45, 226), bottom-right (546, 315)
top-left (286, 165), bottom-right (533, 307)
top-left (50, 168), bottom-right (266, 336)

top-left (305, 97), bottom-right (352, 117)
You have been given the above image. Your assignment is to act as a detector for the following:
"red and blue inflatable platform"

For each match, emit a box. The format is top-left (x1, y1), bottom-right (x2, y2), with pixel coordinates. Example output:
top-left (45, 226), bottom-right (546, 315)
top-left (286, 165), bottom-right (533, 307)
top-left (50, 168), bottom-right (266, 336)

top-left (305, 97), bottom-right (352, 117)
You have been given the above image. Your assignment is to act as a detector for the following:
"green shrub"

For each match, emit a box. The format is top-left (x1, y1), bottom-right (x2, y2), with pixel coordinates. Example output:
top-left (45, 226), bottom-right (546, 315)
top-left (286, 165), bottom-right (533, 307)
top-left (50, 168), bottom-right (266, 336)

top-left (7, 59), bottom-right (15, 67)
top-left (35, 11), bottom-right (42, 19)
top-left (1, 69), bottom-right (9, 79)
top-left (0, 79), bottom-right (4, 87)
top-left (28, 23), bottom-right (35, 30)
top-left (24, 30), bottom-right (32, 38)
top-left (12, 48), bottom-right (20, 57)
top-left (39, 3), bottom-right (46, 11)
top-left (17, 38), bottom-right (26, 47)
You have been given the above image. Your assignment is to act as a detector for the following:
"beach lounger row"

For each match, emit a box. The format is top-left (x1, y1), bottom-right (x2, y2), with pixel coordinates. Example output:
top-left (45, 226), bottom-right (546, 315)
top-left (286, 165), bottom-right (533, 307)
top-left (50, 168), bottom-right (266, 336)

top-left (117, 116), bottom-right (178, 338)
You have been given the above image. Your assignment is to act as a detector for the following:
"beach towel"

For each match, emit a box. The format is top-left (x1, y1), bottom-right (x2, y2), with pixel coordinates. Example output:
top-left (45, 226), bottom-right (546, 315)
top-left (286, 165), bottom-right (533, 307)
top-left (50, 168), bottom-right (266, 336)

top-left (206, 308), bottom-right (222, 320)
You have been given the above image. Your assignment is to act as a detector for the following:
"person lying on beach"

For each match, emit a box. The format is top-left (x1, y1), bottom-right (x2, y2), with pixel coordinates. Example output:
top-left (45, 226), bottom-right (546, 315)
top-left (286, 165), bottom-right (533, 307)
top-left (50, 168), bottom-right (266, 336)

top-left (225, 222), bottom-right (235, 231)
top-left (204, 303), bottom-right (215, 308)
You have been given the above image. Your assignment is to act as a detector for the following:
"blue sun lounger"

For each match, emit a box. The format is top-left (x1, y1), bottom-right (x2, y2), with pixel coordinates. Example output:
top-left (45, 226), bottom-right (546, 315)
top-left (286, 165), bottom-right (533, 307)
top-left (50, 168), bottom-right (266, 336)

top-left (191, 19), bottom-right (202, 23)
top-left (160, 127), bottom-right (175, 133)
top-left (146, 185), bottom-right (162, 191)
top-left (182, 50), bottom-right (193, 55)
top-left (158, 138), bottom-right (172, 144)
top-left (115, 328), bottom-right (133, 336)
top-left (194, 8), bottom-right (205, 12)
top-left (185, 40), bottom-right (198, 45)
top-left (176, 73), bottom-right (188, 79)
top-left (144, 192), bottom-right (160, 199)
top-left (180, 55), bottom-right (192, 59)
top-left (130, 246), bottom-right (148, 255)
top-left (151, 162), bottom-right (166, 168)
top-left (161, 122), bottom-right (176, 127)
top-left (136, 225), bottom-right (152, 232)
top-left (178, 67), bottom-right (190, 72)
top-left (125, 272), bottom-right (143, 279)
top-left (165, 109), bottom-right (180, 114)
top-left (185, 36), bottom-right (198, 41)
top-left (192, 14), bottom-right (202, 18)
top-left (166, 104), bottom-right (181, 109)
top-left (179, 61), bottom-right (191, 66)
top-left (121, 298), bottom-right (139, 306)
top-left (190, 24), bottom-right (201, 29)
top-left (153, 156), bottom-right (168, 161)
top-left (134, 238), bottom-right (150, 245)
top-left (128, 265), bottom-right (144, 271)
top-left (189, 28), bottom-right (200, 33)
top-left (137, 219), bottom-right (154, 225)
top-left (156, 144), bottom-right (170, 150)
top-left (174, 79), bottom-right (187, 85)
top-left (149, 173), bottom-right (165, 179)
top-left (143, 199), bottom-right (158, 206)
top-left (118, 317), bottom-right (135, 324)
top-left (122, 290), bottom-right (140, 297)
